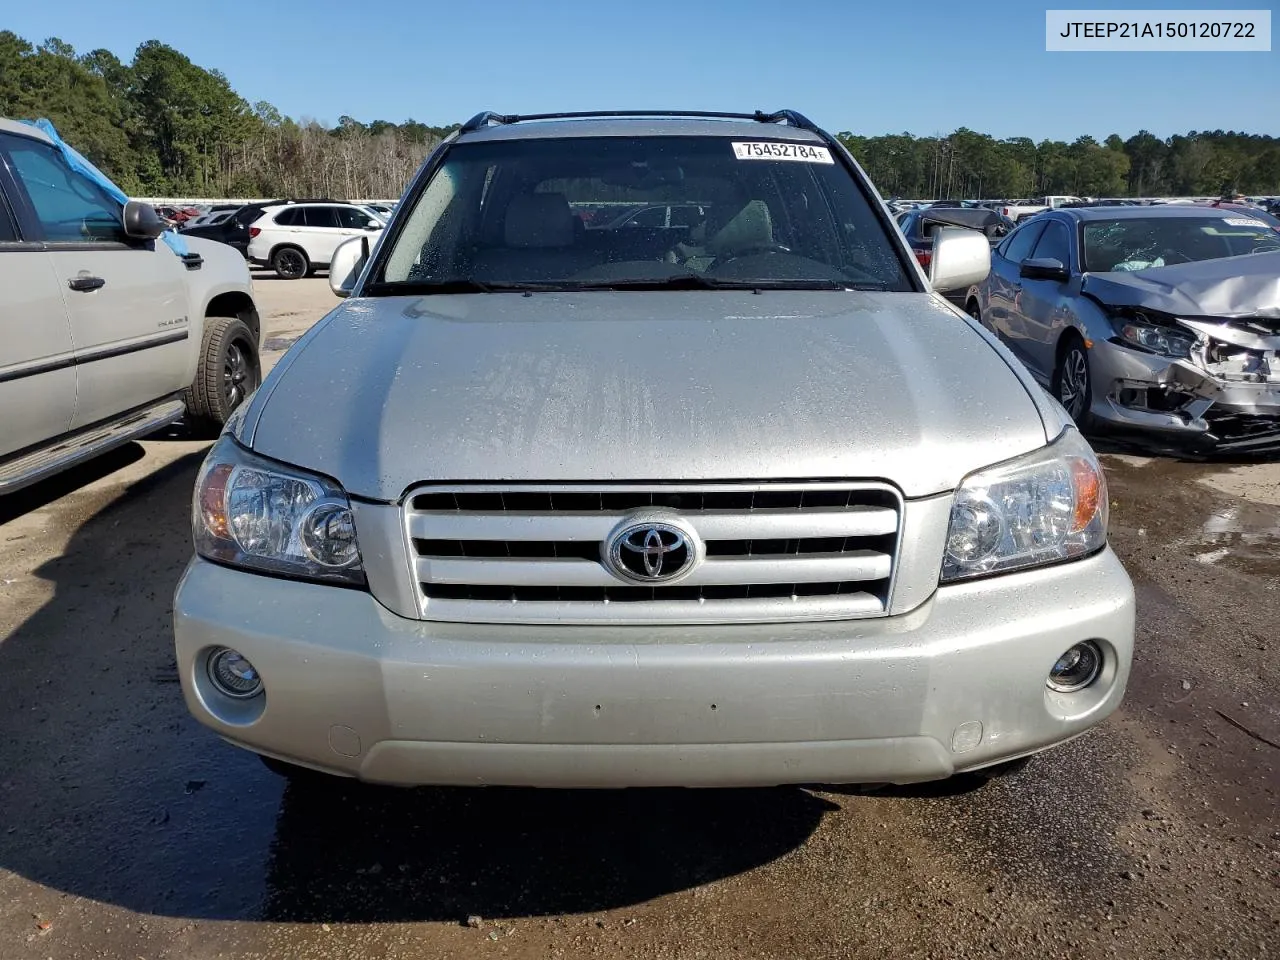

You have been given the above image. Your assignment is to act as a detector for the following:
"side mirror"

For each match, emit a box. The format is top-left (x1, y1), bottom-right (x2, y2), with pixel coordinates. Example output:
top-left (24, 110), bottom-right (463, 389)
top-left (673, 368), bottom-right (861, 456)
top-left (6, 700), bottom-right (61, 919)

top-left (365, 222), bottom-right (383, 231)
top-left (929, 227), bottom-right (990, 293)
top-left (123, 200), bottom-right (168, 240)
top-left (1020, 257), bottom-right (1070, 282)
top-left (329, 235), bottom-right (368, 298)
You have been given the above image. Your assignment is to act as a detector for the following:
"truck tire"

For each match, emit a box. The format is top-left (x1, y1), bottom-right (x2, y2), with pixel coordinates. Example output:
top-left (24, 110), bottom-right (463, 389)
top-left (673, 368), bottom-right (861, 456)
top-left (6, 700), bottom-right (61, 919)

top-left (271, 245), bottom-right (309, 280)
top-left (182, 316), bottom-right (260, 437)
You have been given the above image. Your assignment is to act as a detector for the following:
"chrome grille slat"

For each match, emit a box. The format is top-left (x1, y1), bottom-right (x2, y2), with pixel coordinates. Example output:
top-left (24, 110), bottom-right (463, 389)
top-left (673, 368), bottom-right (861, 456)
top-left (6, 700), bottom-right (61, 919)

top-left (403, 482), bottom-right (902, 625)
top-left (409, 505), bottom-right (898, 542)
top-left (416, 551), bottom-right (890, 588)
top-left (417, 593), bottom-right (885, 626)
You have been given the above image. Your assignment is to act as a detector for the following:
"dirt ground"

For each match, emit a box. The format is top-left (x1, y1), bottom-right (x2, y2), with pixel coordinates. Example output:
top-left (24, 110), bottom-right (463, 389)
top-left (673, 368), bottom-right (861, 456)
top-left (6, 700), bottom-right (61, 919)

top-left (0, 276), bottom-right (1276, 960)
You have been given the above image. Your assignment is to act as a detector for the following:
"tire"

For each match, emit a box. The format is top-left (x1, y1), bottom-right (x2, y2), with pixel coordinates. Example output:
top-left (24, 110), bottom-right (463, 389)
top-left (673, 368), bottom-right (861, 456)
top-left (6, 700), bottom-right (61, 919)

top-left (964, 299), bottom-right (981, 323)
top-left (271, 245), bottom-right (309, 280)
top-left (182, 316), bottom-right (260, 436)
top-left (1052, 332), bottom-right (1093, 427)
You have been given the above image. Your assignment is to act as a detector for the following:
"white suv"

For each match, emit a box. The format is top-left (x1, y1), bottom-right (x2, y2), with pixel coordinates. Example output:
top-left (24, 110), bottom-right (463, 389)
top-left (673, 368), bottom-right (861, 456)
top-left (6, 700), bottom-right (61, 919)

top-left (247, 203), bottom-right (384, 279)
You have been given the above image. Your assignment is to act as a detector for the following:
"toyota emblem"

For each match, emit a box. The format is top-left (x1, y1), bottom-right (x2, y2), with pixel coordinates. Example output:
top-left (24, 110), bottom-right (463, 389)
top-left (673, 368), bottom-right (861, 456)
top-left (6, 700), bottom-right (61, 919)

top-left (604, 519), bottom-right (698, 583)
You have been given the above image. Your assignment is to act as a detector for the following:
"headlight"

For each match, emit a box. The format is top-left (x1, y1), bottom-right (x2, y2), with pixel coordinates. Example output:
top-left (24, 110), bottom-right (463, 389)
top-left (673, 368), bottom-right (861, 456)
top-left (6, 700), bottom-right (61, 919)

top-left (193, 436), bottom-right (365, 586)
top-left (942, 428), bottom-right (1107, 582)
top-left (1111, 313), bottom-right (1194, 358)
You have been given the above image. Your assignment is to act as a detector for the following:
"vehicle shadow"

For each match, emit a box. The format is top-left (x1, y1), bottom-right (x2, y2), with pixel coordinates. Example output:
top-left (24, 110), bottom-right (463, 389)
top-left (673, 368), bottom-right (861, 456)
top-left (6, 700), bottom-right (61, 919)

top-left (0, 453), bottom-right (831, 923)
top-left (0, 443), bottom-right (144, 525)
top-left (251, 270), bottom-right (329, 281)
top-left (1088, 430), bottom-right (1280, 464)
top-left (262, 780), bottom-right (835, 924)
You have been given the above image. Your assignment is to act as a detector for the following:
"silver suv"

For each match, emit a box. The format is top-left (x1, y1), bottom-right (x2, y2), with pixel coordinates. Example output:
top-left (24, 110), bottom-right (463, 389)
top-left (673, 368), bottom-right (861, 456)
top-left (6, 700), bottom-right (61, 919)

top-left (175, 110), bottom-right (1135, 789)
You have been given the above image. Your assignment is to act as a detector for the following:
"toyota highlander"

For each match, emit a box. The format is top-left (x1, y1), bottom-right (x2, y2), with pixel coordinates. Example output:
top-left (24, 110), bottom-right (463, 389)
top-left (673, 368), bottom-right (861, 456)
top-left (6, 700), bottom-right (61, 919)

top-left (174, 110), bottom-right (1135, 788)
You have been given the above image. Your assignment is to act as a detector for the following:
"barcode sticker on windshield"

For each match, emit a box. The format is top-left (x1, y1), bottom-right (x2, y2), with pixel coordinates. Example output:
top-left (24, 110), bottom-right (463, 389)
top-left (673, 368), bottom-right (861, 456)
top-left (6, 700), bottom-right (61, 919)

top-left (1222, 217), bottom-right (1268, 227)
top-left (732, 141), bottom-right (834, 164)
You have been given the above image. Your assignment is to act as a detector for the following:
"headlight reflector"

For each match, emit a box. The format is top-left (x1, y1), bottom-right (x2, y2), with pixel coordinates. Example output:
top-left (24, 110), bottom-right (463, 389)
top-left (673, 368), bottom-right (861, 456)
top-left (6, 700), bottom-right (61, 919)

top-left (300, 502), bottom-right (361, 567)
top-left (193, 437), bottom-right (365, 586)
top-left (942, 428), bottom-right (1107, 582)
top-left (1111, 311), bottom-right (1194, 359)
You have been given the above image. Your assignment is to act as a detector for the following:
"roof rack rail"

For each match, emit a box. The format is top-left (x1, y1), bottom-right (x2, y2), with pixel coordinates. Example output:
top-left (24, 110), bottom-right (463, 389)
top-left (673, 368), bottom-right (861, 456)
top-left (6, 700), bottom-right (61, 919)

top-left (458, 109), bottom-right (820, 134)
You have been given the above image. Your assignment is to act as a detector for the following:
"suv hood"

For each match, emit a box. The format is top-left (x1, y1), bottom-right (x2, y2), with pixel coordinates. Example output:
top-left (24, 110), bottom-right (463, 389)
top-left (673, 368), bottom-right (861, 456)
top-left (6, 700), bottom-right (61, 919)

top-left (246, 291), bottom-right (1049, 500)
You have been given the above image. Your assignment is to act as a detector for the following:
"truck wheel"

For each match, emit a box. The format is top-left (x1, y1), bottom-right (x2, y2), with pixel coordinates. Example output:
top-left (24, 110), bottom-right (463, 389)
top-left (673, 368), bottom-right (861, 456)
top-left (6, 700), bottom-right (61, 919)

top-left (272, 246), bottom-right (309, 280)
top-left (182, 316), bottom-right (260, 437)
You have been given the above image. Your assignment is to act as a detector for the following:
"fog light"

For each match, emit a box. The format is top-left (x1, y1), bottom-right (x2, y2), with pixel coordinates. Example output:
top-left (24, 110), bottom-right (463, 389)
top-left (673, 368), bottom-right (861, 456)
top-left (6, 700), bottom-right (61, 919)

top-left (1047, 641), bottom-right (1102, 692)
top-left (208, 647), bottom-right (262, 699)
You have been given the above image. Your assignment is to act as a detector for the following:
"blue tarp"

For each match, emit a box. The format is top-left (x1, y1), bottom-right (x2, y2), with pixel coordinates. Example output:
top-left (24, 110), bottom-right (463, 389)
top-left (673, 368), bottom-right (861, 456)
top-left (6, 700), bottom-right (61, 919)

top-left (23, 118), bottom-right (188, 256)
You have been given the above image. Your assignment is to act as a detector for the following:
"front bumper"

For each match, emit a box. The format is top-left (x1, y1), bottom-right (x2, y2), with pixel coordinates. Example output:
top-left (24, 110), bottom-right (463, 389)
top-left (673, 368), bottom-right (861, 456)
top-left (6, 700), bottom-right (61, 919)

top-left (1090, 341), bottom-right (1280, 452)
top-left (174, 550), bottom-right (1135, 788)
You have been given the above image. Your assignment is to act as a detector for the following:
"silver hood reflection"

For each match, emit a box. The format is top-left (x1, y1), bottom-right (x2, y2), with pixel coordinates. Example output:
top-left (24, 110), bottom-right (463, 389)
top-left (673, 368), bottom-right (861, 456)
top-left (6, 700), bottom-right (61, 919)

top-left (242, 291), bottom-right (1051, 501)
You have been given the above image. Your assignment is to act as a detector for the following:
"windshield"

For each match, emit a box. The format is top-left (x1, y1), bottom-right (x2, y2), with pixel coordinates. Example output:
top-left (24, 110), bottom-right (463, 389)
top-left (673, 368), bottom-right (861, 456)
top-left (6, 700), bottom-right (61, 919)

top-left (372, 135), bottom-right (913, 291)
top-left (1082, 215), bottom-right (1280, 272)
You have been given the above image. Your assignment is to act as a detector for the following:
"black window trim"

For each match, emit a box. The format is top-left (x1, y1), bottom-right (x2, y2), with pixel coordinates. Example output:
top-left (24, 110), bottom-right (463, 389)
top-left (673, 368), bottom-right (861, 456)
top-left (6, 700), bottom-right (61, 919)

top-left (303, 205), bottom-right (341, 229)
top-left (1030, 217), bottom-right (1075, 271)
top-left (999, 218), bottom-right (1048, 264)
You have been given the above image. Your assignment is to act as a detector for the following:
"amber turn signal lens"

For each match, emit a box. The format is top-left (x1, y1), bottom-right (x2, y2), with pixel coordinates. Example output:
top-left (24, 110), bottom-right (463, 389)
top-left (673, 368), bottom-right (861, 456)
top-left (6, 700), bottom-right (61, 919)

top-left (198, 463), bottom-right (233, 539)
top-left (1070, 457), bottom-right (1102, 534)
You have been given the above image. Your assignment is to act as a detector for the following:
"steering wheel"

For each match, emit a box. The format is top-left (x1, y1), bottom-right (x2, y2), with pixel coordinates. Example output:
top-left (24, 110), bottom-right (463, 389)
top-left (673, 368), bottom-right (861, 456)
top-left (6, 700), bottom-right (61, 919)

top-left (1157, 248), bottom-right (1194, 264)
top-left (713, 242), bottom-right (792, 264)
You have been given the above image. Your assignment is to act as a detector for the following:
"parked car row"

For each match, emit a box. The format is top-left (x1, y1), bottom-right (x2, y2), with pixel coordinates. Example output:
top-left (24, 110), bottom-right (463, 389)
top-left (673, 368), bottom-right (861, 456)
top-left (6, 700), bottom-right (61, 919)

top-left (890, 195), bottom-right (1280, 223)
top-left (166, 198), bottom-right (393, 277)
top-left (246, 201), bottom-right (386, 279)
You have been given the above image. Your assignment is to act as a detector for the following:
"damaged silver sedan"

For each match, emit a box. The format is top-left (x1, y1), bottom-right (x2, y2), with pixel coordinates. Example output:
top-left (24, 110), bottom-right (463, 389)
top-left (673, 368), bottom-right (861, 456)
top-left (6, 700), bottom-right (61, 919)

top-left (966, 206), bottom-right (1280, 452)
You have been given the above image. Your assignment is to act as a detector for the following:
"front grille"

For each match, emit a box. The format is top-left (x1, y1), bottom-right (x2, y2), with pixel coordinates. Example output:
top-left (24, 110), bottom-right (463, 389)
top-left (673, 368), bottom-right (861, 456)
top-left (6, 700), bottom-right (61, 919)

top-left (403, 483), bottom-right (902, 624)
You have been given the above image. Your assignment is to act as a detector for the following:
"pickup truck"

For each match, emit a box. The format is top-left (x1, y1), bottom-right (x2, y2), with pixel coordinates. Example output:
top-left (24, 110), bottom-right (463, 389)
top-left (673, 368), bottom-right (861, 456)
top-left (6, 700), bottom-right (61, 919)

top-left (1000, 196), bottom-right (1082, 223)
top-left (0, 117), bottom-right (262, 494)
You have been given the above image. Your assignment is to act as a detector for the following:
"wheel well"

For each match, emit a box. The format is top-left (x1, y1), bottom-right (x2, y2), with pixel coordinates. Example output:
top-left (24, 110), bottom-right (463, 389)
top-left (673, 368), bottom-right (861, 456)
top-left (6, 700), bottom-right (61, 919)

top-left (1056, 328), bottom-right (1084, 362)
top-left (206, 291), bottom-right (260, 344)
top-left (268, 242), bottom-right (309, 265)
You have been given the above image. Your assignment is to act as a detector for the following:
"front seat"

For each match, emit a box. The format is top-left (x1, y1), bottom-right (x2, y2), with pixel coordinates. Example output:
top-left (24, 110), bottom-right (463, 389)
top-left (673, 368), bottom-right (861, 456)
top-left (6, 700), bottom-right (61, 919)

top-left (472, 192), bottom-right (589, 282)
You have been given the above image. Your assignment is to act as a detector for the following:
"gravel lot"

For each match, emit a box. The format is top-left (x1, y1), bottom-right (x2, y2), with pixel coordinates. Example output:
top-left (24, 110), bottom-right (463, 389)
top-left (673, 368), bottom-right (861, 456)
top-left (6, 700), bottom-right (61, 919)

top-left (0, 277), bottom-right (1276, 959)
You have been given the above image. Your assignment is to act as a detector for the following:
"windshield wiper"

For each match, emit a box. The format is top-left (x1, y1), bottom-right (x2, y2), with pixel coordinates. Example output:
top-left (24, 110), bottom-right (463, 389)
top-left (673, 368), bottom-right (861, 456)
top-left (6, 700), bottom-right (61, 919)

top-left (560, 275), bottom-right (877, 291)
top-left (364, 276), bottom-right (891, 295)
top-left (363, 279), bottom-right (564, 295)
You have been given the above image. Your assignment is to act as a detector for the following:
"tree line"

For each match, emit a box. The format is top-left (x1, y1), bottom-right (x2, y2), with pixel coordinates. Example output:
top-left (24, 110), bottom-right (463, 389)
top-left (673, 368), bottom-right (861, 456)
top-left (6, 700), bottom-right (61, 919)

top-left (0, 33), bottom-right (457, 198)
top-left (835, 127), bottom-right (1280, 200)
top-left (1, 32), bottom-right (1277, 201)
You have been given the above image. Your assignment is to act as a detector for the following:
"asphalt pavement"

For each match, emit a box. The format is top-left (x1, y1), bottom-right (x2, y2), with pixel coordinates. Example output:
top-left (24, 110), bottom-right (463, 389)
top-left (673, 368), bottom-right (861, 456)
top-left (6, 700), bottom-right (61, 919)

top-left (0, 278), bottom-right (1276, 959)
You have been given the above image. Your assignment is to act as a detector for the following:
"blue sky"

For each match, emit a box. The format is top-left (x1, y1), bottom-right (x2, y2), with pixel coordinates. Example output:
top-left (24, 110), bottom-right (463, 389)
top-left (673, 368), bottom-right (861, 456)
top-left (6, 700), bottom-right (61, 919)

top-left (5, 0), bottom-right (1277, 140)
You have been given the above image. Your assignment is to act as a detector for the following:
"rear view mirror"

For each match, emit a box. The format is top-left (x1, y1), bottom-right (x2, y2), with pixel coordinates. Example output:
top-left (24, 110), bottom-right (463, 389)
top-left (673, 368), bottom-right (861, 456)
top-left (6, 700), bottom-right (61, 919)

top-left (123, 199), bottom-right (168, 240)
top-left (929, 227), bottom-right (990, 293)
top-left (329, 236), bottom-right (368, 298)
